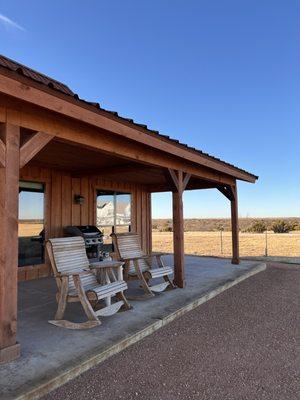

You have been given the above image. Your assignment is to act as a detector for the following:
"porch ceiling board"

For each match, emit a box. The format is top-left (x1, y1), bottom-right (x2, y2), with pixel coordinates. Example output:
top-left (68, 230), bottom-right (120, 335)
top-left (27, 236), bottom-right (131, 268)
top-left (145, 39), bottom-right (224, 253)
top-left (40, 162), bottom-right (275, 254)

top-left (0, 70), bottom-right (256, 183)
top-left (28, 139), bottom-right (127, 172)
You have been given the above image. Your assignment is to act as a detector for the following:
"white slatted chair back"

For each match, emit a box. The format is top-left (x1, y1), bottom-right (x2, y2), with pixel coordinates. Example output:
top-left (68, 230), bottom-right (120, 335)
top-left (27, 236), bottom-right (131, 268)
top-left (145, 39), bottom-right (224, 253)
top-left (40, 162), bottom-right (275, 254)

top-left (47, 237), bottom-right (97, 294)
top-left (112, 233), bottom-right (149, 274)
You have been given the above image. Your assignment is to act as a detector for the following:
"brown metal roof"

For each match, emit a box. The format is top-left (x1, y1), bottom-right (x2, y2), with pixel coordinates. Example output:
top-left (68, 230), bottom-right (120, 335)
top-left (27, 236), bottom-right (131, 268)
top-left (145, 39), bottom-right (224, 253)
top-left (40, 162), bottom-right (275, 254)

top-left (0, 54), bottom-right (258, 180)
top-left (0, 54), bottom-right (74, 96)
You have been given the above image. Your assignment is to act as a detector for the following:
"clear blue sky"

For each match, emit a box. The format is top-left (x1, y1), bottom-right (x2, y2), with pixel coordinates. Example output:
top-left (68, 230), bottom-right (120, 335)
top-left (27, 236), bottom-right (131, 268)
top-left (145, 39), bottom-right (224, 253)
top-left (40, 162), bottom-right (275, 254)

top-left (1, 1), bottom-right (299, 219)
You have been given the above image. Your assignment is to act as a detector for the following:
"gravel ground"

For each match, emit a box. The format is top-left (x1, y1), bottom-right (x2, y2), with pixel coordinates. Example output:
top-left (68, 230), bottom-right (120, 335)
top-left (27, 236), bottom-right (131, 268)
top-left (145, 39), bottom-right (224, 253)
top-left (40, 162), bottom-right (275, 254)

top-left (44, 263), bottom-right (300, 400)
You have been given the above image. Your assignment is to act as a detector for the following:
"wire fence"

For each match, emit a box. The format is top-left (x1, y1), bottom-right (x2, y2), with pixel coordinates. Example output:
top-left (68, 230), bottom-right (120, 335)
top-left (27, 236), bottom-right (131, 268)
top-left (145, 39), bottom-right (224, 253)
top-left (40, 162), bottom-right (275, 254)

top-left (152, 231), bottom-right (300, 259)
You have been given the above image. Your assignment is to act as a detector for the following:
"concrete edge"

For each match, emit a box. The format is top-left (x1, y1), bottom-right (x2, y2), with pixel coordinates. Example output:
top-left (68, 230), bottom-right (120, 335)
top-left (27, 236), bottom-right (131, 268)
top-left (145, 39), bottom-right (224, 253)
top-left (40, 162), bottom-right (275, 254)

top-left (243, 256), bottom-right (300, 265)
top-left (15, 263), bottom-right (266, 400)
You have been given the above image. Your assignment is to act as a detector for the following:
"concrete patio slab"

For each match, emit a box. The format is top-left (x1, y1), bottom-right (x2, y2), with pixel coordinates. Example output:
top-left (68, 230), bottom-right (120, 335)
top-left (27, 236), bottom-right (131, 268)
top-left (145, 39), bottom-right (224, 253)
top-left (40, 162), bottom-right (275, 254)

top-left (0, 256), bottom-right (266, 400)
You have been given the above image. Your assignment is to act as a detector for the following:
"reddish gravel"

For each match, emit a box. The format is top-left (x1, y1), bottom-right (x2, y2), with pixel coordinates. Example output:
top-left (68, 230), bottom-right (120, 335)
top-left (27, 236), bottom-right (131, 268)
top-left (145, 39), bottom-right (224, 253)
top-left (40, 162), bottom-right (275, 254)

top-left (44, 264), bottom-right (300, 400)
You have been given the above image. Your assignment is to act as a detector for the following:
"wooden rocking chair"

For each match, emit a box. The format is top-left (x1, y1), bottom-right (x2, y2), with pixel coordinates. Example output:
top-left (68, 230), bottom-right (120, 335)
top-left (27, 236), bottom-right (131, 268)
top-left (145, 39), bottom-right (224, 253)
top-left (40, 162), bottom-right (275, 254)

top-left (111, 232), bottom-right (175, 297)
top-left (46, 236), bottom-right (131, 329)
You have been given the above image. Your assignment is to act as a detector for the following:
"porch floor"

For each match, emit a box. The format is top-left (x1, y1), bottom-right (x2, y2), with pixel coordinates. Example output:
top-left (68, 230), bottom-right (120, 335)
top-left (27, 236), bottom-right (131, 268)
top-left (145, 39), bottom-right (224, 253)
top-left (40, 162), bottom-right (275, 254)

top-left (0, 256), bottom-right (265, 400)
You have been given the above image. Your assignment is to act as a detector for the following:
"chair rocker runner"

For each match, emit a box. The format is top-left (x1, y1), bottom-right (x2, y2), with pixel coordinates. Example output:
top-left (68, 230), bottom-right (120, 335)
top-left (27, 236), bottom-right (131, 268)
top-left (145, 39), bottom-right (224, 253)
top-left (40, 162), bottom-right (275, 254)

top-left (111, 232), bottom-right (175, 297)
top-left (46, 237), bottom-right (131, 329)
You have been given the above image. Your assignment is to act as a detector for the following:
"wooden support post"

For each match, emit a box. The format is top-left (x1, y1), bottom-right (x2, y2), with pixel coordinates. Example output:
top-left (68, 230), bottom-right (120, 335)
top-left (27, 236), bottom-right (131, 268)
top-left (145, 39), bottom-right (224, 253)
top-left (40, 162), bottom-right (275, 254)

top-left (169, 170), bottom-right (191, 288)
top-left (0, 123), bottom-right (20, 364)
top-left (230, 184), bottom-right (240, 264)
top-left (172, 189), bottom-right (184, 287)
top-left (0, 139), bottom-right (5, 168)
top-left (217, 183), bottom-right (240, 264)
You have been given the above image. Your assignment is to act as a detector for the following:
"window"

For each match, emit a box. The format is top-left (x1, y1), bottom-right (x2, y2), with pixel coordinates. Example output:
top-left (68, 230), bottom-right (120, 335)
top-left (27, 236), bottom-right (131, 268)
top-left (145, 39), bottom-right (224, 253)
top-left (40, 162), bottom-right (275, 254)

top-left (96, 190), bottom-right (131, 251)
top-left (18, 181), bottom-right (45, 267)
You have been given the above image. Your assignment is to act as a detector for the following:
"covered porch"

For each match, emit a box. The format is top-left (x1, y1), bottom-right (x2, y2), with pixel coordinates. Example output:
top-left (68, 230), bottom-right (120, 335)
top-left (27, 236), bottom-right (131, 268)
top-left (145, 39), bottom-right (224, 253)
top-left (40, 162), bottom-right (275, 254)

top-left (0, 55), bottom-right (258, 365)
top-left (0, 255), bottom-right (265, 400)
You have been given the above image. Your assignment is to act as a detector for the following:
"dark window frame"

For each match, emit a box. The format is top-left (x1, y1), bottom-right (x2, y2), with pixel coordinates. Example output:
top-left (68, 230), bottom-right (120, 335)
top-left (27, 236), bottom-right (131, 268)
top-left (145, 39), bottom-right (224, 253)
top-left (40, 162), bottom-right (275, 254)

top-left (96, 190), bottom-right (132, 232)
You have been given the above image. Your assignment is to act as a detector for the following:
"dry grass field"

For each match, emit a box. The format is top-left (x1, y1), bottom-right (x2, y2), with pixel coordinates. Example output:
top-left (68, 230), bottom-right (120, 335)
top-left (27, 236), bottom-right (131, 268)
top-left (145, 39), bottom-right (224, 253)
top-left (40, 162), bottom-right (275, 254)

top-left (152, 231), bottom-right (300, 258)
top-left (19, 223), bottom-right (43, 237)
top-left (153, 217), bottom-right (300, 232)
top-left (19, 221), bottom-right (300, 258)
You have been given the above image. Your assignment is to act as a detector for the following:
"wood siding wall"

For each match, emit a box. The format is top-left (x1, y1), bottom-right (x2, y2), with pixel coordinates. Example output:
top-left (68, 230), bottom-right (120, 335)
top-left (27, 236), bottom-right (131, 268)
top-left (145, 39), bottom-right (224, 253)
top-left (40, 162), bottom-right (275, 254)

top-left (18, 166), bottom-right (152, 281)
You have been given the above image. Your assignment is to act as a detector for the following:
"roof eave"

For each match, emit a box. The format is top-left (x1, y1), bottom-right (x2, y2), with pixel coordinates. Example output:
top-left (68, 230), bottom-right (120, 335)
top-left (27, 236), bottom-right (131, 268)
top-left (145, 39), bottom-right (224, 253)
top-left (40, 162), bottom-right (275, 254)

top-left (0, 67), bottom-right (258, 183)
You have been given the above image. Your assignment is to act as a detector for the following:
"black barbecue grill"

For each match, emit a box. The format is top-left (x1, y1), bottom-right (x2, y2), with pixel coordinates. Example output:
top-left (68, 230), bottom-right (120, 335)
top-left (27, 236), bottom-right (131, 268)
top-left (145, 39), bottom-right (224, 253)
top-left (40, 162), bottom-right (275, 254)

top-left (65, 225), bottom-right (104, 262)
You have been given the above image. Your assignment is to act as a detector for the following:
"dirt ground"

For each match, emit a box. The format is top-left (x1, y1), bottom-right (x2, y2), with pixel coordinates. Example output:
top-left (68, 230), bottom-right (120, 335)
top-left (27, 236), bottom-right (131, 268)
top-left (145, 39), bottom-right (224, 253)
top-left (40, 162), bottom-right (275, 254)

top-left (152, 231), bottom-right (300, 258)
top-left (43, 263), bottom-right (300, 400)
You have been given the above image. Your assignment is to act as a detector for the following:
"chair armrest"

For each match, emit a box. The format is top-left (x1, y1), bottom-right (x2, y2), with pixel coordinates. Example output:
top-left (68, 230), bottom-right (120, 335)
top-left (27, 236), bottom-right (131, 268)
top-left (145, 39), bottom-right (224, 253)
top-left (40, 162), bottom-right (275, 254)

top-left (89, 261), bottom-right (124, 282)
top-left (57, 270), bottom-right (91, 277)
top-left (89, 261), bottom-right (124, 270)
top-left (149, 252), bottom-right (168, 257)
top-left (122, 255), bottom-right (150, 261)
top-left (123, 253), bottom-right (167, 261)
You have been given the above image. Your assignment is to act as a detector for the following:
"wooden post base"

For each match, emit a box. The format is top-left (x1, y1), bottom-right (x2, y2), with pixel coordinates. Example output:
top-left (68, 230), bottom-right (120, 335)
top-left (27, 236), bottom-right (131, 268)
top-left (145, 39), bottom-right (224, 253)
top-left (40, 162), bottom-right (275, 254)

top-left (0, 343), bottom-right (20, 364)
top-left (231, 258), bottom-right (240, 265)
top-left (174, 279), bottom-right (185, 289)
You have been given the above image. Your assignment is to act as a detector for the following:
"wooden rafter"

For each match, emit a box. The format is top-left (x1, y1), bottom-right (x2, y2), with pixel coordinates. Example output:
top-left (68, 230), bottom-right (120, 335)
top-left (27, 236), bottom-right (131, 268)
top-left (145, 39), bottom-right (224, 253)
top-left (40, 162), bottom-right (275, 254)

top-left (20, 131), bottom-right (54, 169)
top-left (0, 138), bottom-right (5, 167)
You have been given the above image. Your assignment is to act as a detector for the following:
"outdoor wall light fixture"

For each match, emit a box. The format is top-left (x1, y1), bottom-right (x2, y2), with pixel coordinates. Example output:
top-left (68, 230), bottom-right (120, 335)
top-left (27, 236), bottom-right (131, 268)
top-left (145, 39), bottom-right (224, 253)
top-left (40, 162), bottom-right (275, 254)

top-left (74, 194), bottom-right (85, 205)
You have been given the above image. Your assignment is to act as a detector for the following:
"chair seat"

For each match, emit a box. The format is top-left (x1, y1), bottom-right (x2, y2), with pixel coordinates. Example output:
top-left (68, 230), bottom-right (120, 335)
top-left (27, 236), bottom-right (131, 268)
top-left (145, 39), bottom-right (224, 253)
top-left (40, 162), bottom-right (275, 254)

top-left (111, 232), bottom-right (175, 297)
top-left (88, 281), bottom-right (128, 300)
top-left (69, 280), bottom-right (127, 299)
top-left (128, 266), bottom-right (173, 278)
top-left (149, 266), bottom-right (174, 279)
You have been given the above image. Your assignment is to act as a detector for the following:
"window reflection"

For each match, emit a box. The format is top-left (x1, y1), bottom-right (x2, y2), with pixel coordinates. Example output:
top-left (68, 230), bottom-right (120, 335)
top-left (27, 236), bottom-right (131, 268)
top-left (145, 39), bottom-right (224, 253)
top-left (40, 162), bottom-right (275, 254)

top-left (96, 191), bottom-right (131, 252)
top-left (97, 194), bottom-right (114, 226)
top-left (18, 181), bottom-right (45, 267)
top-left (116, 194), bottom-right (131, 225)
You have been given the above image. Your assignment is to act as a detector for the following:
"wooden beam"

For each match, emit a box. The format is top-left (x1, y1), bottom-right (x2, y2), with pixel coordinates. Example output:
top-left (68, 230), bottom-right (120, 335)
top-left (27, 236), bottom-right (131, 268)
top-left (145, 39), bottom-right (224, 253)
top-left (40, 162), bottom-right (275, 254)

top-left (0, 98), bottom-right (236, 186)
top-left (0, 72), bottom-right (257, 183)
top-left (182, 173), bottom-right (191, 190)
top-left (146, 179), bottom-right (217, 193)
top-left (0, 123), bottom-right (20, 363)
top-left (217, 185), bottom-right (234, 201)
top-left (168, 169), bottom-right (191, 191)
top-left (72, 163), bottom-right (150, 178)
top-left (20, 131), bottom-right (54, 168)
top-left (0, 138), bottom-right (5, 168)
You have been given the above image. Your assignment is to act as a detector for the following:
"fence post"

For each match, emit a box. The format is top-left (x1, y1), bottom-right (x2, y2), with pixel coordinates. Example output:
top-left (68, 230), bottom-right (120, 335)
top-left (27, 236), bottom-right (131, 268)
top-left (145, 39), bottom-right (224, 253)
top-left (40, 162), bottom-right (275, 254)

top-left (265, 230), bottom-right (268, 257)
top-left (220, 229), bottom-right (223, 255)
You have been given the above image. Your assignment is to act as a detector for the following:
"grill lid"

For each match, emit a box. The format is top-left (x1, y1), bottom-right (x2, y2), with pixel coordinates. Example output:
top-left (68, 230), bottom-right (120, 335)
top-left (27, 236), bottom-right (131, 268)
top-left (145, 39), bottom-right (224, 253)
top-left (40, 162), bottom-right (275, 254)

top-left (65, 225), bottom-right (103, 238)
